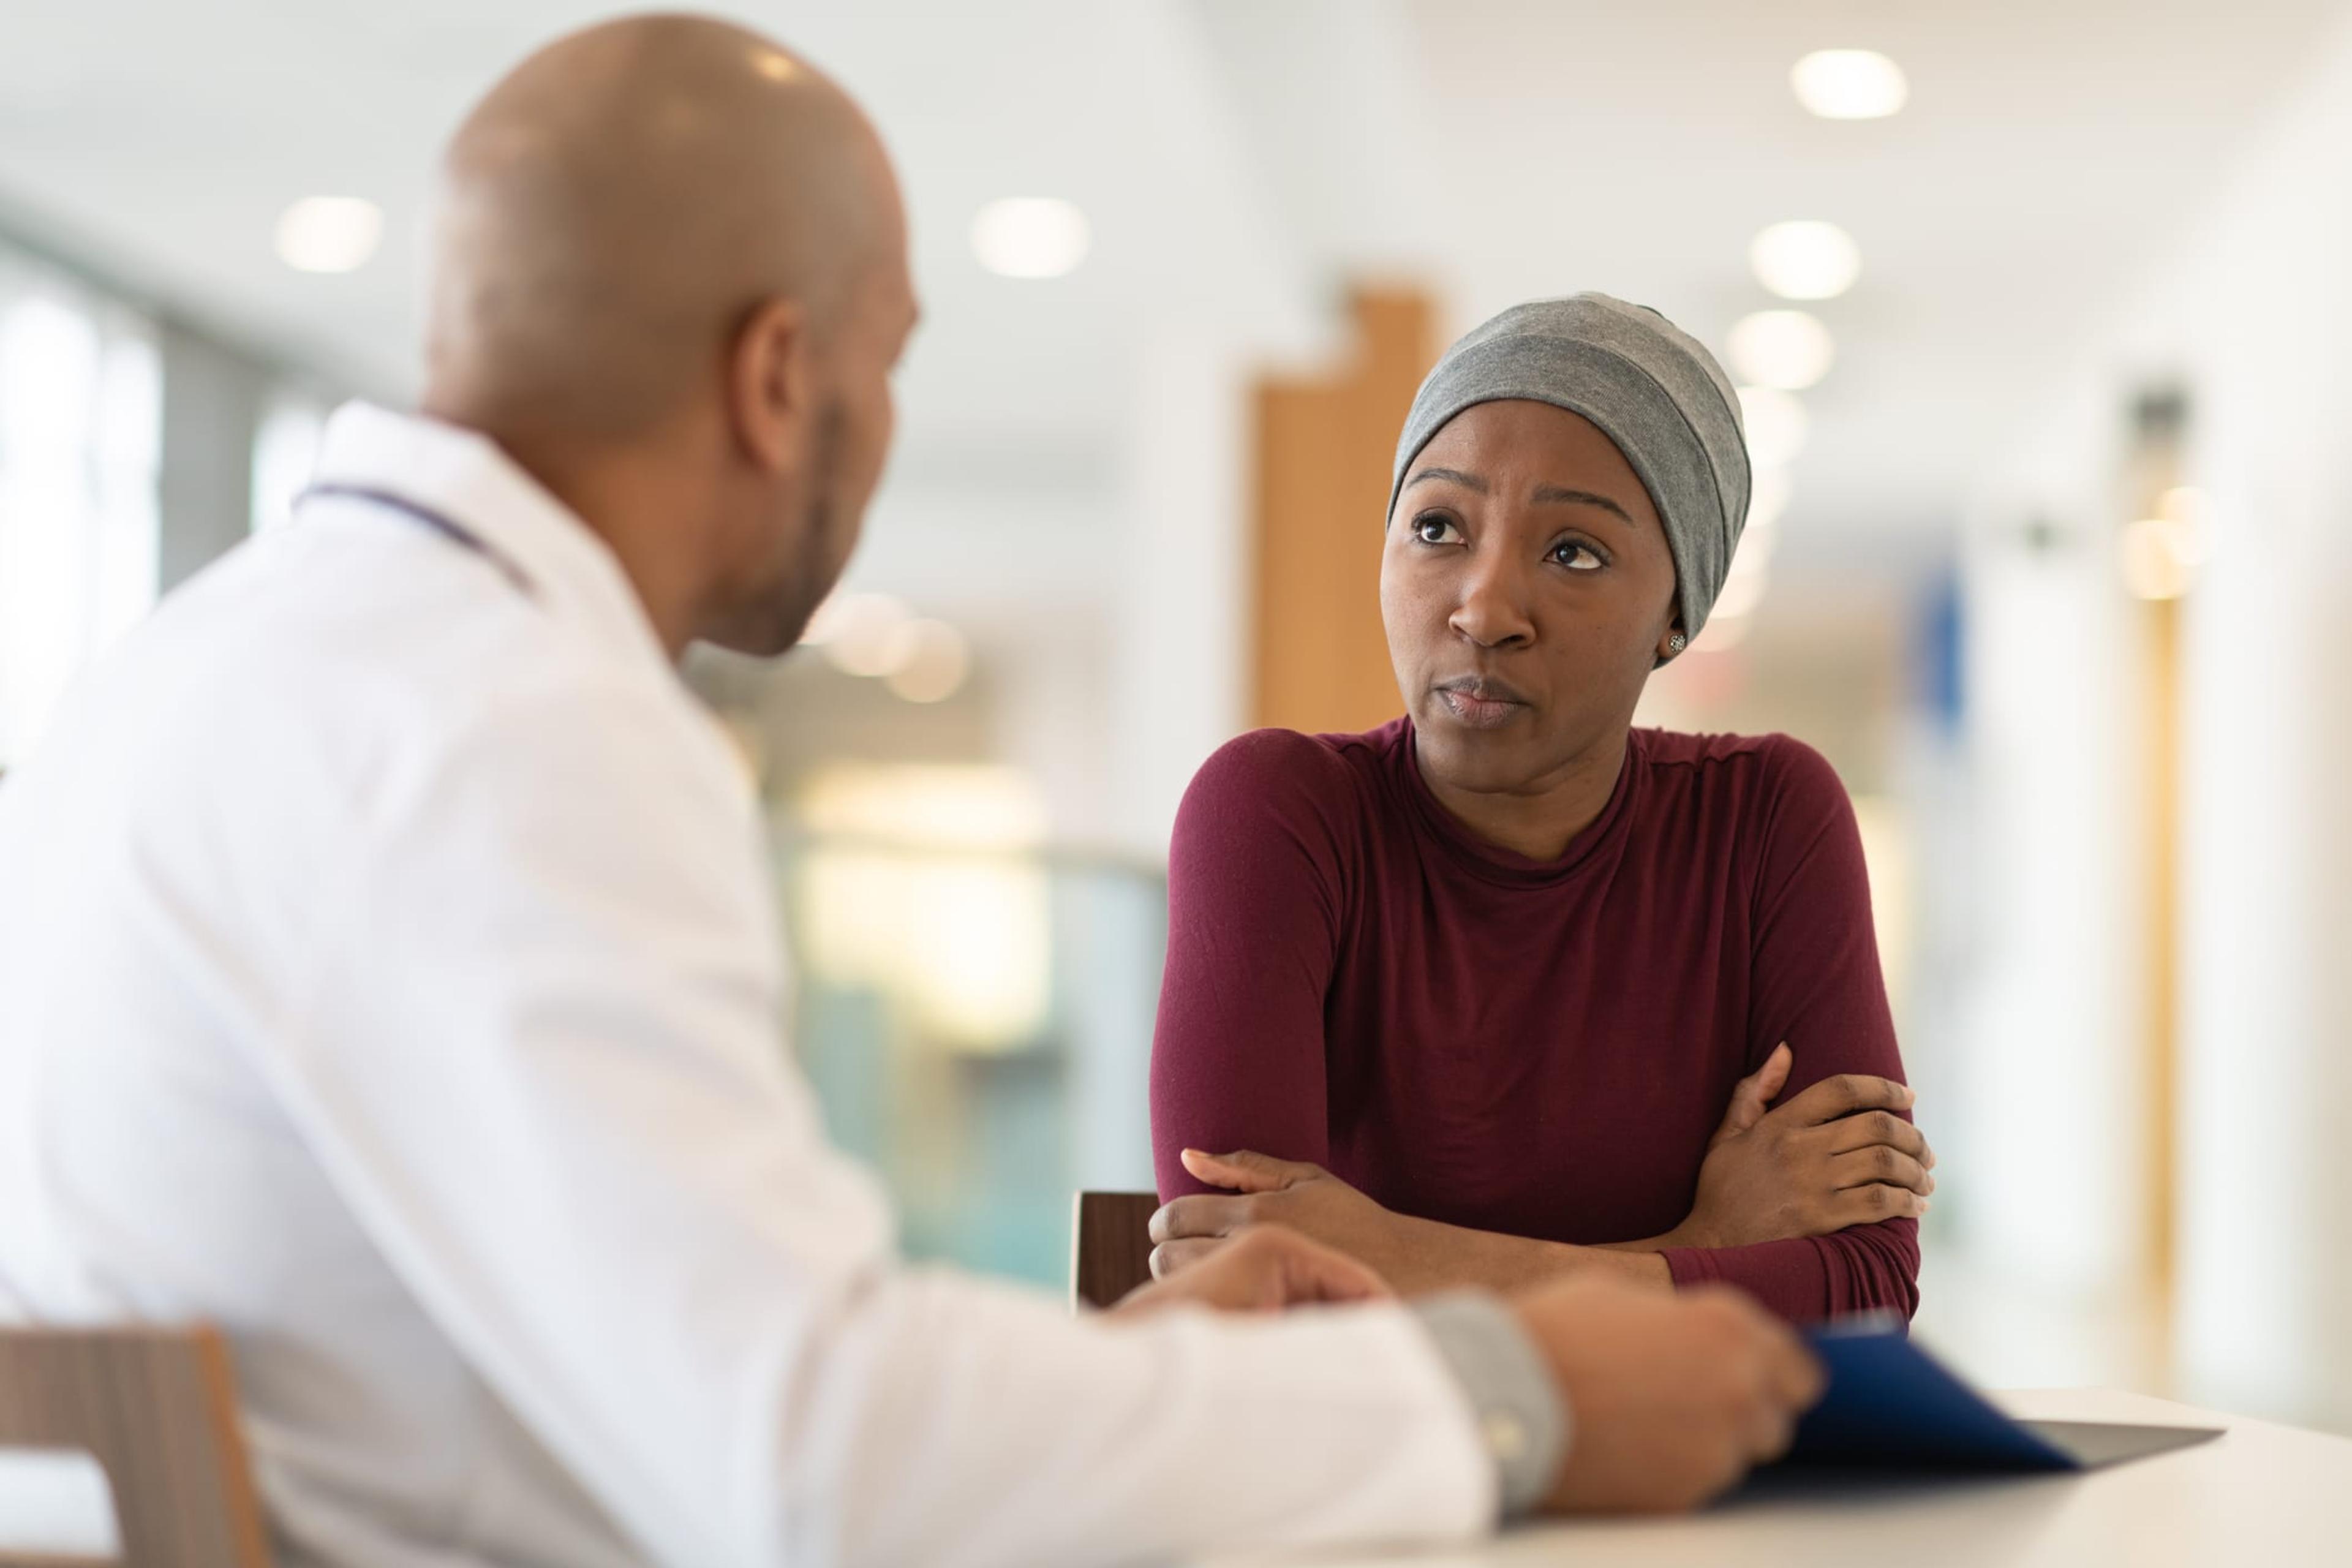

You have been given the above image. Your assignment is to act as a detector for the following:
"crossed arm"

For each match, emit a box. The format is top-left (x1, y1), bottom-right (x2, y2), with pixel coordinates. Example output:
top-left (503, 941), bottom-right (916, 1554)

top-left (1147, 734), bottom-right (1924, 1322)
top-left (1150, 1046), bottom-right (1933, 1302)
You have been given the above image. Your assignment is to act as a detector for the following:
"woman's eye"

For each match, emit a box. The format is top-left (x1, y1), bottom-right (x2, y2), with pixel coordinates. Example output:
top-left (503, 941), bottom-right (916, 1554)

top-left (1412, 514), bottom-right (1462, 545)
top-left (1549, 540), bottom-right (1603, 571)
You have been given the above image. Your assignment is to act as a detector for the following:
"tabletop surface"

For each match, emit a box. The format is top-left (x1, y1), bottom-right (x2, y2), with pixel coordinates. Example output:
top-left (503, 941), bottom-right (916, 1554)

top-left (1192, 1388), bottom-right (2352, 1567)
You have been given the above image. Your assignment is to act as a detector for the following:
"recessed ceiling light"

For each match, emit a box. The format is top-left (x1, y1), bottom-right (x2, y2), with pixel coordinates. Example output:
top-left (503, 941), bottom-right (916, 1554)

top-left (274, 197), bottom-right (383, 274)
top-left (1790, 50), bottom-right (1908, 119)
top-left (1738, 386), bottom-right (1809, 469)
top-left (1749, 221), bottom-right (1861, 301)
top-left (1727, 310), bottom-right (1835, 391)
top-left (971, 197), bottom-right (1091, 279)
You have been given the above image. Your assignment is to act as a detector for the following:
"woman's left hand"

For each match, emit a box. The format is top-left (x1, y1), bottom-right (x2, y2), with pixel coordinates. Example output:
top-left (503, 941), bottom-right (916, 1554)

top-left (1662, 1044), bottom-right (1935, 1250)
top-left (1150, 1150), bottom-right (1446, 1292)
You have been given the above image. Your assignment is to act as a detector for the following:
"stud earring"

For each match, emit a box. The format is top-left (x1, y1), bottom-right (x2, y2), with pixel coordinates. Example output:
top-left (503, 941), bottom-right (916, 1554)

top-left (1667, 633), bottom-right (1687, 654)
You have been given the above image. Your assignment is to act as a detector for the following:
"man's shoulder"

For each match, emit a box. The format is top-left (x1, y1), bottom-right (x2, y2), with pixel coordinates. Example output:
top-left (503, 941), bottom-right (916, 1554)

top-left (55, 527), bottom-right (720, 833)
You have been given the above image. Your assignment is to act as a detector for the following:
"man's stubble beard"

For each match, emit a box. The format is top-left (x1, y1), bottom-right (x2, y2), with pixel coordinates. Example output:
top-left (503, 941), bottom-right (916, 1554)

top-left (761, 399), bottom-right (851, 655)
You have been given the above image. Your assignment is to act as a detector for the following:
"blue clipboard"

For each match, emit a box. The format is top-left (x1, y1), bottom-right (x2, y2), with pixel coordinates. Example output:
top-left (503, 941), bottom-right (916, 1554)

top-left (1775, 1317), bottom-right (2223, 1472)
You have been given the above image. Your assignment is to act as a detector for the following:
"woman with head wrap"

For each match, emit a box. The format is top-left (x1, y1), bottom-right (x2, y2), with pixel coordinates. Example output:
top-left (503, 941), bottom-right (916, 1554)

top-left (1147, 295), bottom-right (1927, 1322)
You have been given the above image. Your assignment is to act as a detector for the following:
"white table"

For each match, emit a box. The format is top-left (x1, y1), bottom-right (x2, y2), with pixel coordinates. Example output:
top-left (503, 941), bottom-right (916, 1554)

top-left (1196, 1389), bottom-right (2352, 1567)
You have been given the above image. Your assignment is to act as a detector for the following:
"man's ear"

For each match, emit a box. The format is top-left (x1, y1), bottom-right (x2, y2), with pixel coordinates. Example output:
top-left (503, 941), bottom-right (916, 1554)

top-left (728, 296), bottom-right (813, 472)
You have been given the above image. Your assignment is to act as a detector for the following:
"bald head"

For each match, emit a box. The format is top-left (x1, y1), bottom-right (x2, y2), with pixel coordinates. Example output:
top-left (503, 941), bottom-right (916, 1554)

top-left (426, 13), bottom-right (903, 437)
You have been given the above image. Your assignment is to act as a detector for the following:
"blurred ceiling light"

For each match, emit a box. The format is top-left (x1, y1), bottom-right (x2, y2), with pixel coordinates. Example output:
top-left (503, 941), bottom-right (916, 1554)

top-left (1737, 386), bottom-right (1810, 469)
top-left (971, 197), bottom-right (1091, 279)
top-left (796, 592), bottom-right (851, 646)
top-left (1749, 221), bottom-right (1861, 300)
top-left (2158, 486), bottom-right (2214, 560)
top-left (1790, 50), bottom-right (1909, 119)
top-left (881, 619), bottom-right (971, 704)
top-left (812, 592), bottom-right (912, 677)
top-left (2120, 514), bottom-right (2207, 601)
top-left (1747, 467), bottom-right (1792, 532)
top-left (274, 197), bottom-right (383, 274)
top-left (1728, 310), bottom-right (1834, 391)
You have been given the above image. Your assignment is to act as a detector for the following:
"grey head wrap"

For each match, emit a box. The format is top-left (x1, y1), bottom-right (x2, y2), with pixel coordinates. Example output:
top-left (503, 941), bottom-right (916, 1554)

top-left (1389, 293), bottom-right (1751, 639)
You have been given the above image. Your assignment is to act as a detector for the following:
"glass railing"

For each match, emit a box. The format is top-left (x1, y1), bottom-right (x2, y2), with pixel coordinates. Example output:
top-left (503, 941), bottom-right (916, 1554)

top-left (771, 819), bottom-right (1168, 1289)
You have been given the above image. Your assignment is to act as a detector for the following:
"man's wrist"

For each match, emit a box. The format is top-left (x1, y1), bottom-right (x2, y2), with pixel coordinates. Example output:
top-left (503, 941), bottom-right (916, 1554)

top-left (1409, 1291), bottom-right (1569, 1520)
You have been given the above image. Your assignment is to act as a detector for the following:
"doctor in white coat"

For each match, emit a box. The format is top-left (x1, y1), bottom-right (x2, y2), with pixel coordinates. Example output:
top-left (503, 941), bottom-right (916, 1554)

top-left (0, 14), bottom-right (1820, 1567)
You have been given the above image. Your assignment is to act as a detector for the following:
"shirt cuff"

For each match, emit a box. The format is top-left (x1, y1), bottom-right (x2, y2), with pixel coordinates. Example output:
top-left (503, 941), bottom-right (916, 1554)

top-left (1409, 1291), bottom-right (1569, 1520)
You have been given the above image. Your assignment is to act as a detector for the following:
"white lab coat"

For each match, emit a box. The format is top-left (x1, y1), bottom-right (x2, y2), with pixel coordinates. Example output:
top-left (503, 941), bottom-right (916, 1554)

top-left (0, 404), bottom-right (1493, 1567)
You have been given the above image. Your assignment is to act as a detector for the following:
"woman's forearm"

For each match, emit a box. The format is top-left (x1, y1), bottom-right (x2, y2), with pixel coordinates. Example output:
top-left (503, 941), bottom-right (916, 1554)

top-left (1384, 1212), bottom-right (1672, 1295)
top-left (1149, 1152), bottom-right (1676, 1298)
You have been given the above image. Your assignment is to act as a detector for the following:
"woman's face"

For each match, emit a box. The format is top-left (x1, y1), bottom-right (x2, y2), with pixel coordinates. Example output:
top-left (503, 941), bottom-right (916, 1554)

top-left (1381, 398), bottom-right (1682, 796)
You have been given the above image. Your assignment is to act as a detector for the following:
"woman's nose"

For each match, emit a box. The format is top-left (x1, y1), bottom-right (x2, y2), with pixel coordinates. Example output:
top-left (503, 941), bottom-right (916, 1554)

top-left (1449, 559), bottom-right (1535, 649)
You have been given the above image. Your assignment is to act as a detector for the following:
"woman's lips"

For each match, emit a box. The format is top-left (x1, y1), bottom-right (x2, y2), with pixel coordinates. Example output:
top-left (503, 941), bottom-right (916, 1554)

top-left (1433, 683), bottom-right (1529, 729)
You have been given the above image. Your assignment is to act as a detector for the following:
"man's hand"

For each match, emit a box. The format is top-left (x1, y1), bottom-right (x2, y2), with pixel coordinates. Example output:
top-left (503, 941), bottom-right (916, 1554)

top-left (1110, 1223), bottom-right (1389, 1317)
top-left (1511, 1276), bottom-right (1823, 1512)
top-left (1663, 1046), bottom-right (1934, 1250)
top-left (1150, 1149), bottom-right (1448, 1292)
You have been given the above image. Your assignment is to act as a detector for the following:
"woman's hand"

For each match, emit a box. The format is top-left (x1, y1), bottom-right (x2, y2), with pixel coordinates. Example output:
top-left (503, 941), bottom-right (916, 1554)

top-left (1662, 1044), bottom-right (1934, 1250)
top-left (1110, 1223), bottom-right (1389, 1317)
top-left (1149, 1150), bottom-right (1460, 1295)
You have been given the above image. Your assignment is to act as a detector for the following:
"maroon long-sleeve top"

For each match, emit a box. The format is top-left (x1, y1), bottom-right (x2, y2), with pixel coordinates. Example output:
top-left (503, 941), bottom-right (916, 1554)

top-left (1149, 718), bottom-right (1919, 1324)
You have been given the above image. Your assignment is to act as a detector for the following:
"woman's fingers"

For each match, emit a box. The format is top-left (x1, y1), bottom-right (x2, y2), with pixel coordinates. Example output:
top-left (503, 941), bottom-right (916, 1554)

top-left (1826, 1145), bottom-right (1934, 1197)
top-left (1147, 1237), bottom-right (1223, 1280)
top-left (1819, 1109), bottom-right (1934, 1167)
top-left (1708, 1044), bottom-right (1794, 1148)
top-left (1825, 1183), bottom-right (1929, 1228)
top-left (1179, 1147), bottom-right (1319, 1194)
top-left (1776, 1072), bottom-right (1915, 1127)
top-left (1148, 1193), bottom-right (1251, 1244)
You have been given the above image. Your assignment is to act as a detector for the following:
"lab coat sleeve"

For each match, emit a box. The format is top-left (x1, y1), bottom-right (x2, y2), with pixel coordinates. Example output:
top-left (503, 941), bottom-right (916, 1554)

top-left (275, 671), bottom-right (1495, 1568)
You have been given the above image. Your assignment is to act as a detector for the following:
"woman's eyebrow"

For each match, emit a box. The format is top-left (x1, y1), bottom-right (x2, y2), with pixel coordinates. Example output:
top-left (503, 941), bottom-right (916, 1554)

top-left (1405, 466), bottom-right (1488, 494)
top-left (1530, 484), bottom-right (1636, 526)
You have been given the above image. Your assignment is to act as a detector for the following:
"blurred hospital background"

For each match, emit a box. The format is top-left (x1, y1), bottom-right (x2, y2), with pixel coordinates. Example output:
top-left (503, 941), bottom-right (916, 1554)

top-left (4, 0), bottom-right (2350, 1434)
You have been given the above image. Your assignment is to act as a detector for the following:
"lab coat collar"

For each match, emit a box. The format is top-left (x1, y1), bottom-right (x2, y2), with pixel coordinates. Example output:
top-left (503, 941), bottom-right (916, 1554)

top-left (307, 401), bottom-right (676, 678)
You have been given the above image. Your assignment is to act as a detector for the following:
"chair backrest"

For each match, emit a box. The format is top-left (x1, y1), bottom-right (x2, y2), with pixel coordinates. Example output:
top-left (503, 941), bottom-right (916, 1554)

top-left (0, 1325), bottom-right (272, 1568)
top-left (1071, 1191), bottom-right (1159, 1311)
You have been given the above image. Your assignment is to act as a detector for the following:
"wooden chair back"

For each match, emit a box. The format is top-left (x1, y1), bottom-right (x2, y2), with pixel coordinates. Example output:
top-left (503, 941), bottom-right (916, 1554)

top-left (0, 1325), bottom-right (272, 1568)
top-left (1071, 1191), bottom-right (1159, 1311)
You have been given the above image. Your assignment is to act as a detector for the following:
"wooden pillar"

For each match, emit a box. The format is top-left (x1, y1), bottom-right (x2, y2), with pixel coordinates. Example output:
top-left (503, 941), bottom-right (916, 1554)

top-left (2124, 388), bottom-right (2190, 1381)
top-left (1250, 287), bottom-right (1438, 734)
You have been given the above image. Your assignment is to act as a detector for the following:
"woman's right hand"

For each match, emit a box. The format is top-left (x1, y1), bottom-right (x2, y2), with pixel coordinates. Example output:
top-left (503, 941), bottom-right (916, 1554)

top-left (1663, 1045), bottom-right (1933, 1250)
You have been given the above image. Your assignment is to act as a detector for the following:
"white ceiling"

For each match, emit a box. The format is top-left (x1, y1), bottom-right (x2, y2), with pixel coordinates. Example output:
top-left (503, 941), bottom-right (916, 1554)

top-left (1205, 0), bottom-right (2352, 562)
top-left (1, 0), bottom-right (2345, 569)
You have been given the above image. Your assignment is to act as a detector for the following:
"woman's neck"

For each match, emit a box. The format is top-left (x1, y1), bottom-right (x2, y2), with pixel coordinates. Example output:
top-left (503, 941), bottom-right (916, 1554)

top-left (1415, 726), bottom-right (1630, 862)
